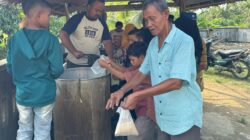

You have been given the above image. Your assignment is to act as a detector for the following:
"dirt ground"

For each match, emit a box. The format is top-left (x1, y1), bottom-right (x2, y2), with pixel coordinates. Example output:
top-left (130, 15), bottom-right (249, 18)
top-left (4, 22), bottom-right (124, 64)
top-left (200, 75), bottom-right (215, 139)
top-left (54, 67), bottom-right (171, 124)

top-left (201, 75), bottom-right (250, 140)
top-left (201, 42), bottom-right (250, 140)
top-left (212, 42), bottom-right (250, 50)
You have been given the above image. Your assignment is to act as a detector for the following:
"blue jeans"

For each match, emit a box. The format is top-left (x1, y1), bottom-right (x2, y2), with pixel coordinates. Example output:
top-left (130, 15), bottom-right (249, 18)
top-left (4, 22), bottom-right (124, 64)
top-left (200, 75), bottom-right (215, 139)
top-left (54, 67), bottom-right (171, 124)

top-left (16, 103), bottom-right (54, 140)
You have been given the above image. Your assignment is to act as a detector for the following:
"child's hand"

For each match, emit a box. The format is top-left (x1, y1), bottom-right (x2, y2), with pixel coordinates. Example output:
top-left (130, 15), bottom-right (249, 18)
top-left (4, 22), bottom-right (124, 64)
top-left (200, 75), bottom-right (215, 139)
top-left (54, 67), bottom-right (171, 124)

top-left (105, 58), bottom-right (112, 64)
top-left (98, 59), bottom-right (109, 68)
top-left (105, 90), bottom-right (124, 110)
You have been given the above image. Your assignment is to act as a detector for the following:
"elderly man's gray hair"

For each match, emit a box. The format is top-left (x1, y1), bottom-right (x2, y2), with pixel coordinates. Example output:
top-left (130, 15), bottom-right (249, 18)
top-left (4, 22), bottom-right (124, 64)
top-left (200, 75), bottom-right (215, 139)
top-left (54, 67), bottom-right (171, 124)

top-left (143, 0), bottom-right (168, 12)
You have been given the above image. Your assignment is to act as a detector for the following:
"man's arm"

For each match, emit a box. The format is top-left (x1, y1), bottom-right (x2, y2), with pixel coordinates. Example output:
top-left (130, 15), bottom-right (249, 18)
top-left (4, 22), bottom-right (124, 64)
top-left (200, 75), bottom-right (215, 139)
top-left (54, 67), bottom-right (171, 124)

top-left (60, 13), bottom-right (85, 59)
top-left (102, 40), bottom-right (113, 59)
top-left (59, 31), bottom-right (84, 59)
top-left (105, 71), bottom-right (147, 109)
top-left (100, 19), bottom-right (113, 59)
top-left (123, 78), bottom-right (182, 109)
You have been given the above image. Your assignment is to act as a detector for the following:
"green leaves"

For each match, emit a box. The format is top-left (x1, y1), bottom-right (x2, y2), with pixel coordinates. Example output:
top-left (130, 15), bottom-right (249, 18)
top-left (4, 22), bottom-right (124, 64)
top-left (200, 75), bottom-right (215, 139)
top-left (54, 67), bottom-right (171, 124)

top-left (0, 4), bottom-right (21, 59)
top-left (0, 30), bottom-right (8, 59)
top-left (107, 11), bottom-right (143, 30)
top-left (197, 0), bottom-right (250, 28)
top-left (49, 16), bottom-right (66, 36)
top-left (0, 4), bottom-right (21, 34)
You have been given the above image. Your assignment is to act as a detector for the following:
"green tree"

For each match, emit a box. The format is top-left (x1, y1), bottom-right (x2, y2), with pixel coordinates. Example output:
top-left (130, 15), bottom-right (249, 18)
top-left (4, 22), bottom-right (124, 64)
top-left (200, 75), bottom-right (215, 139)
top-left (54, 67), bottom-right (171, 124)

top-left (197, 0), bottom-right (250, 28)
top-left (0, 4), bottom-right (21, 59)
top-left (50, 16), bottom-right (66, 36)
top-left (107, 11), bottom-right (143, 30)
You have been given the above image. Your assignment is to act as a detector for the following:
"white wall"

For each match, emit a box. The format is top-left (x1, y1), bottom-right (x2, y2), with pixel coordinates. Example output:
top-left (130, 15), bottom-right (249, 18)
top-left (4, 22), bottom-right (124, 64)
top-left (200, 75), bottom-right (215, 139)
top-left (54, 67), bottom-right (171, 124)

top-left (200, 28), bottom-right (250, 42)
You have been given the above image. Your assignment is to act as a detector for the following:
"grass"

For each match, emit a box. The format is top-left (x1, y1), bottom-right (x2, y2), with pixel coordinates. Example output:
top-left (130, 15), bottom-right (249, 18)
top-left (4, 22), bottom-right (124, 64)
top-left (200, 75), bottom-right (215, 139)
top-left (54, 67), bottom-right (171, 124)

top-left (203, 68), bottom-right (250, 91)
top-left (237, 117), bottom-right (248, 125)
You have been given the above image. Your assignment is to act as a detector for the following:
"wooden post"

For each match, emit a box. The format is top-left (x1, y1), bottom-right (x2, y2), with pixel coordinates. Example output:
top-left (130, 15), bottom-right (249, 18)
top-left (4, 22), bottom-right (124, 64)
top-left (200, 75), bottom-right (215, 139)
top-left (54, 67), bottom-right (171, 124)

top-left (179, 0), bottom-right (185, 14)
top-left (64, 3), bottom-right (70, 20)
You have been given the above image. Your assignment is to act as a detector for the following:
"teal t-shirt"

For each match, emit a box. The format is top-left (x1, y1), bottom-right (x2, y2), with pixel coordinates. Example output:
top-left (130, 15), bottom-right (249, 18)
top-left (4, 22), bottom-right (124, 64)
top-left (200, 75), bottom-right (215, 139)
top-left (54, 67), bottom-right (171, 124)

top-left (7, 28), bottom-right (64, 107)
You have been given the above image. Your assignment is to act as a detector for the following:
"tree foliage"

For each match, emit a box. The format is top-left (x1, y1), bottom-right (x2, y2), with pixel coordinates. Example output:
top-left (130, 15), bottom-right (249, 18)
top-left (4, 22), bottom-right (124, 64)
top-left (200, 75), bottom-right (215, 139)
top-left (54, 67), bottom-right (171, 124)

top-left (0, 0), bottom-right (250, 59)
top-left (0, 4), bottom-right (21, 34)
top-left (49, 16), bottom-right (66, 36)
top-left (197, 0), bottom-right (250, 28)
top-left (0, 4), bottom-right (21, 59)
top-left (107, 11), bottom-right (143, 30)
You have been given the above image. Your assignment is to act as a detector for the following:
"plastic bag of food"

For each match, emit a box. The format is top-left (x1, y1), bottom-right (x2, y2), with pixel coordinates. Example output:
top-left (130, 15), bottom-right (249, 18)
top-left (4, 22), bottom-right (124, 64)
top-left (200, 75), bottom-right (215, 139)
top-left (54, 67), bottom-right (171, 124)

top-left (91, 55), bottom-right (108, 74)
top-left (115, 107), bottom-right (139, 136)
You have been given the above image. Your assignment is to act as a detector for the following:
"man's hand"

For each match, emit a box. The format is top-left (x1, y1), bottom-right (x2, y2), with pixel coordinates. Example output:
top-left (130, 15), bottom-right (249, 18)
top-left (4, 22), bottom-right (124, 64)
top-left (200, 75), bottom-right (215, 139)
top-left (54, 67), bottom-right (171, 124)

top-left (105, 90), bottom-right (124, 110)
top-left (72, 50), bottom-right (84, 59)
top-left (122, 93), bottom-right (138, 110)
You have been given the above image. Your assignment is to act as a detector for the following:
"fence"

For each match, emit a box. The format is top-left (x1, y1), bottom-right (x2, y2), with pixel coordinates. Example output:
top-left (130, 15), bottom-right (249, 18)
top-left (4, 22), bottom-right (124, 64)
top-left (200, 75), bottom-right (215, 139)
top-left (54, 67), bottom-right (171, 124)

top-left (200, 28), bottom-right (250, 43)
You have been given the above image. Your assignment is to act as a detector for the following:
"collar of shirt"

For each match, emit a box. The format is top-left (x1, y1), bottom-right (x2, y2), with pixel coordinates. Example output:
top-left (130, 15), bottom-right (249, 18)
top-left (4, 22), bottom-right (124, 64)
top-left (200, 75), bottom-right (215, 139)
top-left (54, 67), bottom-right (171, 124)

top-left (154, 24), bottom-right (177, 54)
top-left (156, 24), bottom-right (177, 47)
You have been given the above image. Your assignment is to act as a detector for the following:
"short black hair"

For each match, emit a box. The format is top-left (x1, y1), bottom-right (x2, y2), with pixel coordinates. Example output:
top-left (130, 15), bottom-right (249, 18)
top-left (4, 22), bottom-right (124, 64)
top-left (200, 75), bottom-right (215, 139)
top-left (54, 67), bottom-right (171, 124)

top-left (22, 0), bottom-right (50, 15)
top-left (88, 0), bottom-right (105, 5)
top-left (128, 28), bottom-right (153, 46)
top-left (128, 28), bottom-right (140, 36)
top-left (127, 42), bottom-right (147, 57)
top-left (115, 21), bottom-right (123, 28)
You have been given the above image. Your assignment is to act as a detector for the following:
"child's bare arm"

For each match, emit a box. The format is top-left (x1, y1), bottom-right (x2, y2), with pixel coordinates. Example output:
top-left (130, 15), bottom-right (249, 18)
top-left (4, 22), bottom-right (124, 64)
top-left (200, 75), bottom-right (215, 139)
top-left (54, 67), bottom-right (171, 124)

top-left (99, 59), bottom-right (126, 80)
top-left (109, 60), bottom-right (127, 73)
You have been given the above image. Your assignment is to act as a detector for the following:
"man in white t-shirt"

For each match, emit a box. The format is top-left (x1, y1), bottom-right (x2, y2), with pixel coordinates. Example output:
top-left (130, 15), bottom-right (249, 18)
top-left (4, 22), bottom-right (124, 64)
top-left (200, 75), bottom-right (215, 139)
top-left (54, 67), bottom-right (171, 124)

top-left (60, 0), bottom-right (112, 68)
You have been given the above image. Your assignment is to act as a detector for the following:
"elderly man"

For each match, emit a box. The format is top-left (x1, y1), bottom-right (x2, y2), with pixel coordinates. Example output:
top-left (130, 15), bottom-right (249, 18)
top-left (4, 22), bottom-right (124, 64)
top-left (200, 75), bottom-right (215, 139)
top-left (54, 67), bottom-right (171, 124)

top-left (105, 0), bottom-right (202, 140)
top-left (60, 0), bottom-right (112, 68)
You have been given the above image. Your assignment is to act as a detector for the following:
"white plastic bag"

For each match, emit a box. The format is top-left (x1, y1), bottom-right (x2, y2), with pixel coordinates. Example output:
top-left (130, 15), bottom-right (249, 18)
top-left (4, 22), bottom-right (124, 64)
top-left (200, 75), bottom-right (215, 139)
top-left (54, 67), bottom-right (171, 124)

top-left (115, 107), bottom-right (139, 136)
top-left (91, 55), bottom-right (108, 74)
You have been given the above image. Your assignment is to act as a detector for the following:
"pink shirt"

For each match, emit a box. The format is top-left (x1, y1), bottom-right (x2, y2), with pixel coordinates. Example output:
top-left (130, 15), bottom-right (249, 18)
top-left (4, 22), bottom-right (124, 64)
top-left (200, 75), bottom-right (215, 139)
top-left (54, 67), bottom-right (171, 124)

top-left (124, 69), bottom-right (155, 121)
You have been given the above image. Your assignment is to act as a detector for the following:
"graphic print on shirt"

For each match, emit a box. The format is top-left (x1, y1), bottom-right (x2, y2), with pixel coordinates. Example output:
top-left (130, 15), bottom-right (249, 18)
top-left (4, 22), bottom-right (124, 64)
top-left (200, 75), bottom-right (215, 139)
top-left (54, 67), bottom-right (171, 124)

top-left (84, 26), bottom-right (98, 38)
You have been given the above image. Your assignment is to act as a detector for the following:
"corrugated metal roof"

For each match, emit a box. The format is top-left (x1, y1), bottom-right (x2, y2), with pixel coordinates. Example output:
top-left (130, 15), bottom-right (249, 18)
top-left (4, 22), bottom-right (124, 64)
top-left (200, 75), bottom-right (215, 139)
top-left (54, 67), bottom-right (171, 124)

top-left (0, 0), bottom-right (244, 15)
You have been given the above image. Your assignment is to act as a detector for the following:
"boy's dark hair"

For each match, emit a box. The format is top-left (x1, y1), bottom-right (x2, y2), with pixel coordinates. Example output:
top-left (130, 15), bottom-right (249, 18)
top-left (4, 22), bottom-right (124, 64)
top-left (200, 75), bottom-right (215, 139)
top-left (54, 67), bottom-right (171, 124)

top-left (128, 28), bottom-right (140, 36)
top-left (88, 0), bottom-right (105, 5)
top-left (22, 0), bottom-right (50, 15)
top-left (127, 42), bottom-right (147, 57)
top-left (128, 28), bottom-right (153, 46)
top-left (115, 21), bottom-right (123, 28)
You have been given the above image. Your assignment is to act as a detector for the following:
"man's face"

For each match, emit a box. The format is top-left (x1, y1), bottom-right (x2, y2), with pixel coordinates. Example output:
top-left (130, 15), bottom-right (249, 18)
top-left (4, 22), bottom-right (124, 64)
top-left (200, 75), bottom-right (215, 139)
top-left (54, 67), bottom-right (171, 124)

top-left (143, 5), bottom-right (168, 36)
top-left (87, 1), bottom-right (105, 20)
top-left (116, 25), bottom-right (123, 30)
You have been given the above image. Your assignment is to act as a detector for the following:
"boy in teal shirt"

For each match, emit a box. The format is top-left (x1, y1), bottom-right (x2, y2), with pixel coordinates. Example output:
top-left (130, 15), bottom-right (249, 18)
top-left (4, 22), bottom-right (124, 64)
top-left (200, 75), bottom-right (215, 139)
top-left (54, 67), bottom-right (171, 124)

top-left (6, 0), bottom-right (64, 139)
